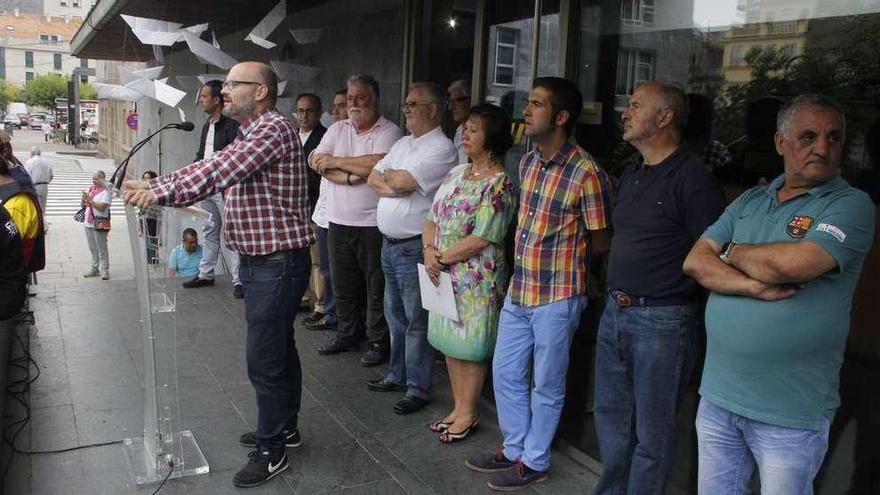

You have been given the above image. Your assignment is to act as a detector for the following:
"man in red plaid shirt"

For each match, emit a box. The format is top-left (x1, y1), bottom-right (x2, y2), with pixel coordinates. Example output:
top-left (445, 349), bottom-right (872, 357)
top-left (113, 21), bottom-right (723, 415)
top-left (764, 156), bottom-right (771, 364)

top-left (123, 61), bottom-right (313, 488)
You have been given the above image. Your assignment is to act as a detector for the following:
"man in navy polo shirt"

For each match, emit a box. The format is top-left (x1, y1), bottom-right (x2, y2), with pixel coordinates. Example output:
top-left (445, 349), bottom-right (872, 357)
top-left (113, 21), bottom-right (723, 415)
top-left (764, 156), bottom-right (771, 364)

top-left (683, 94), bottom-right (875, 494)
top-left (593, 81), bottom-right (725, 494)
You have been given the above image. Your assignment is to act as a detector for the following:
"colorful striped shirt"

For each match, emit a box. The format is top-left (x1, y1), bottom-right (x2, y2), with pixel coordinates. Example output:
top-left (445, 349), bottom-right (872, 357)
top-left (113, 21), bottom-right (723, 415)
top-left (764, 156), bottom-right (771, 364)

top-left (509, 142), bottom-right (608, 306)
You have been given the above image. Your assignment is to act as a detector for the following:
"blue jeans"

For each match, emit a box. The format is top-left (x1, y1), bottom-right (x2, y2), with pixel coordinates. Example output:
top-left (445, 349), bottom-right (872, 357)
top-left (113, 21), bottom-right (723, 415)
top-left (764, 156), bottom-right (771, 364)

top-left (493, 294), bottom-right (587, 472)
top-left (381, 238), bottom-right (431, 399)
top-left (316, 226), bottom-right (336, 325)
top-left (697, 399), bottom-right (830, 495)
top-left (239, 248), bottom-right (310, 454)
top-left (593, 301), bottom-right (698, 495)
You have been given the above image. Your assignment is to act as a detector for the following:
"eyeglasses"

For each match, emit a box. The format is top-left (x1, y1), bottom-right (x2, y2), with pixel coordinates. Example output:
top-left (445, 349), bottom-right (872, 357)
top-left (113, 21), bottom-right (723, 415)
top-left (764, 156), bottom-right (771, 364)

top-left (222, 80), bottom-right (262, 89)
top-left (296, 108), bottom-right (318, 115)
top-left (401, 101), bottom-right (435, 111)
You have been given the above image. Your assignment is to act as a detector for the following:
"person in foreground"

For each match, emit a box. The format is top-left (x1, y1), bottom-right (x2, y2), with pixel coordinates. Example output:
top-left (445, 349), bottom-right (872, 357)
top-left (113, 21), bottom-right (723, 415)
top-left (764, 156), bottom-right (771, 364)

top-left (423, 103), bottom-right (516, 442)
top-left (122, 61), bottom-right (313, 488)
top-left (466, 77), bottom-right (609, 491)
top-left (683, 94), bottom-right (875, 494)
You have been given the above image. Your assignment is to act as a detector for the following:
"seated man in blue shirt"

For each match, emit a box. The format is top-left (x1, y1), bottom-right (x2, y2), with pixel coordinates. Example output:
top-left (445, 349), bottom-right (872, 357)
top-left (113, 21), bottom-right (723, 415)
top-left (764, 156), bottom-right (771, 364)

top-left (683, 94), bottom-right (875, 494)
top-left (167, 228), bottom-right (204, 278)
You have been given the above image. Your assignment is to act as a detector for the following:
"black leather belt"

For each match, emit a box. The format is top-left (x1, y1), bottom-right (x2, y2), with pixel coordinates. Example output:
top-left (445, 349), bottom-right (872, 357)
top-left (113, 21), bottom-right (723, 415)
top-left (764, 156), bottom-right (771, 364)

top-left (34, 182), bottom-right (49, 185)
top-left (609, 290), bottom-right (694, 308)
top-left (240, 247), bottom-right (307, 263)
top-left (383, 234), bottom-right (421, 245)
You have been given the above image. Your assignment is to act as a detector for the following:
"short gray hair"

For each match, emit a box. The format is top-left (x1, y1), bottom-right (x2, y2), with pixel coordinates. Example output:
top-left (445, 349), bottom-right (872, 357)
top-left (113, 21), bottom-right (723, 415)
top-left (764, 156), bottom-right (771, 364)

top-left (636, 81), bottom-right (689, 133)
top-left (409, 82), bottom-right (443, 104)
top-left (347, 73), bottom-right (380, 99)
top-left (777, 94), bottom-right (846, 138)
top-left (30, 146), bottom-right (41, 156)
top-left (447, 79), bottom-right (470, 97)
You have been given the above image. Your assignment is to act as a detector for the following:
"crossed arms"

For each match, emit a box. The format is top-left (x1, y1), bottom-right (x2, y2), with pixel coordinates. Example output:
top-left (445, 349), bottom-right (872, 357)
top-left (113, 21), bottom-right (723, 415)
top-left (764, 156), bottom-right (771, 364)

top-left (683, 237), bottom-right (837, 301)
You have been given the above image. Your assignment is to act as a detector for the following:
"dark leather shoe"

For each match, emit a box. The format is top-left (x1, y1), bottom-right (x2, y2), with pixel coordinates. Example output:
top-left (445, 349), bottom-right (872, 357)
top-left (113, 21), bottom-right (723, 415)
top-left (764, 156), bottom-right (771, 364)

top-left (366, 378), bottom-right (405, 392)
top-left (359, 343), bottom-right (388, 367)
top-left (182, 276), bottom-right (215, 288)
top-left (317, 339), bottom-right (359, 355)
top-left (393, 396), bottom-right (429, 415)
top-left (303, 311), bottom-right (324, 324)
top-left (304, 318), bottom-right (336, 331)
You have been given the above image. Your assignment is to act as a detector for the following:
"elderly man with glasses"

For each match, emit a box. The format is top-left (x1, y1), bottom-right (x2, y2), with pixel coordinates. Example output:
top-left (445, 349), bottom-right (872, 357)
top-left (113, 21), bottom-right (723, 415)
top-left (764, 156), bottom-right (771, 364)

top-left (310, 73), bottom-right (403, 366)
top-left (447, 79), bottom-right (472, 165)
top-left (122, 61), bottom-right (313, 488)
top-left (364, 82), bottom-right (457, 414)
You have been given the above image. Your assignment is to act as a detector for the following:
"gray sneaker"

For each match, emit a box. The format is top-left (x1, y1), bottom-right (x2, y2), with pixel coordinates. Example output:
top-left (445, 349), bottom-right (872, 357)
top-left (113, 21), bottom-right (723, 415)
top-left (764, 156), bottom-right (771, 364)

top-left (83, 270), bottom-right (100, 278)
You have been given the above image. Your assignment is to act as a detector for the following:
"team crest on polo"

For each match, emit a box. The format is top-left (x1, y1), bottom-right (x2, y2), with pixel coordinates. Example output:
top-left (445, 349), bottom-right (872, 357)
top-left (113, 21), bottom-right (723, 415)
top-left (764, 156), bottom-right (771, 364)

top-left (786, 215), bottom-right (814, 238)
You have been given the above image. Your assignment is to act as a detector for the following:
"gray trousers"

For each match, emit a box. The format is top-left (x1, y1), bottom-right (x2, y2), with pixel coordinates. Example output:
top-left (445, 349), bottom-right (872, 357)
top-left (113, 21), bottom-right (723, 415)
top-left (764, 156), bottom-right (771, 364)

top-left (197, 194), bottom-right (240, 284)
top-left (84, 226), bottom-right (109, 275)
top-left (33, 184), bottom-right (48, 212)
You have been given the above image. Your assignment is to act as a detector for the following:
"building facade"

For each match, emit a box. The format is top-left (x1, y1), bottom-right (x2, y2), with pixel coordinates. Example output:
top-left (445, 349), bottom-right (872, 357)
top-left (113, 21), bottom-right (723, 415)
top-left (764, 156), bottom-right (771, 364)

top-left (0, 10), bottom-right (92, 86)
top-left (72, 1), bottom-right (880, 492)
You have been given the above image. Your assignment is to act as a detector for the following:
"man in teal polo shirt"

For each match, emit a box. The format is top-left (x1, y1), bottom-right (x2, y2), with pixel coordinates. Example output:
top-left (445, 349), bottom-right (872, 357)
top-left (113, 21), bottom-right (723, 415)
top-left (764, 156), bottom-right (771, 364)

top-left (683, 94), bottom-right (875, 494)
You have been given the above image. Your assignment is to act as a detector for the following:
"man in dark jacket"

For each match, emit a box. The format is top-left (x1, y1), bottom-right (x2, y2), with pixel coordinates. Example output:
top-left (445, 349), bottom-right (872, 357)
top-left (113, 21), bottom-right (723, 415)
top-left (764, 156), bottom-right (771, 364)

top-left (294, 93), bottom-right (329, 325)
top-left (183, 80), bottom-right (243, 297)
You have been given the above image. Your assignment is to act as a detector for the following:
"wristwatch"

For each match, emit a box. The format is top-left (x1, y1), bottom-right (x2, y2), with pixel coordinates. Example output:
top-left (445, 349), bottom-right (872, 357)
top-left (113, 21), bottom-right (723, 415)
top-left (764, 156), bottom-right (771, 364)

top-left (718, 241), bottom-right (737, 264)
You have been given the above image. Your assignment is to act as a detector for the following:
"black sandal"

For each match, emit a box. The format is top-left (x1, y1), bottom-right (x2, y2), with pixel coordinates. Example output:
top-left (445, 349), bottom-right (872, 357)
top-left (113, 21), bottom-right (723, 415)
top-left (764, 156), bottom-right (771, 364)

top-left (429, 418), bottom-right (454, 433)
top-left (438, 419), bottom-right (479, 444)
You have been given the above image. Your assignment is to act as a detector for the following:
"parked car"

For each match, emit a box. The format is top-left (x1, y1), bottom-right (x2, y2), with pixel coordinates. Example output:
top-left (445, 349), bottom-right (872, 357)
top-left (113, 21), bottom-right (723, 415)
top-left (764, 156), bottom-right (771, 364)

top-left (2, 114), bottom-right (21, 129)
top-left (29, 116), bottom-right (46, 130)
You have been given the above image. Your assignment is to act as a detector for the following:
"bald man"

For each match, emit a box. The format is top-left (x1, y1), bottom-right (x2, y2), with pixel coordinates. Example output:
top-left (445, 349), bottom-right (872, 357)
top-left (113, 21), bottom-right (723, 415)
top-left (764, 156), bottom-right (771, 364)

top-left (122, 62), bottom-right (313, 488)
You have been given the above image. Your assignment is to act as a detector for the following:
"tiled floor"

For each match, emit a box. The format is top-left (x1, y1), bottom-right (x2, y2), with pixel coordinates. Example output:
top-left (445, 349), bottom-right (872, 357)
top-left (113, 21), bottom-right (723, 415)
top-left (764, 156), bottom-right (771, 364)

top-left (2, 218), bottom-right (600, 494)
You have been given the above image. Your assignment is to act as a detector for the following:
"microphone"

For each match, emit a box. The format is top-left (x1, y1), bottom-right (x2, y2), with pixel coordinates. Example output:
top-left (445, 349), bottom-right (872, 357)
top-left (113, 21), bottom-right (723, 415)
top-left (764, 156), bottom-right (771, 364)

top-left (110, 122), bottom-right (196, 189)
top-left (169, 121), bottom-right (195, 131)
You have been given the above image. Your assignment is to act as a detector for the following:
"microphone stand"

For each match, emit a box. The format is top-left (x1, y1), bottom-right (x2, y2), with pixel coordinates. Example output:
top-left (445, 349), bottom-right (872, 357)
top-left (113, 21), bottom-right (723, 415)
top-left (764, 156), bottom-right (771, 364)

top-left (111, 123), bottom-right (189, 190)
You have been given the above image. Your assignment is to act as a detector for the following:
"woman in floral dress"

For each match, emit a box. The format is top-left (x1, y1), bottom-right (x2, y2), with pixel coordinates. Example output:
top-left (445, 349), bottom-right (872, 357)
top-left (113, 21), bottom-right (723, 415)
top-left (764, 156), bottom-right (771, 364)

top-left (423, 104), bottom-right (516, 443)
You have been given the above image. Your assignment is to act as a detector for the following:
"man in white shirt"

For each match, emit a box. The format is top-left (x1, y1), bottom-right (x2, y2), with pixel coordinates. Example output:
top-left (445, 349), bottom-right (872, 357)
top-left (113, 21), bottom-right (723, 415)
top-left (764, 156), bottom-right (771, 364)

top-left (310, 74), bottom-right (403, 365)
top-left (41, 122), bottom-right (52, 142)
top-left (447, 80), bottom-right (472, 165)
top-left (307, 89), bottom-right (347, 331)
top-left (365, 83), bottom-right (457, 414)
top-left (24, 146), bottom-right (52, 213)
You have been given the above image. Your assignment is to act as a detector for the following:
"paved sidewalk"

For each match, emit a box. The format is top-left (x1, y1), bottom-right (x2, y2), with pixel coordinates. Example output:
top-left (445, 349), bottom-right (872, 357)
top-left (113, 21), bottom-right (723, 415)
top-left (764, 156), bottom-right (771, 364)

top-left (2, 218), bottom-right (600, 494)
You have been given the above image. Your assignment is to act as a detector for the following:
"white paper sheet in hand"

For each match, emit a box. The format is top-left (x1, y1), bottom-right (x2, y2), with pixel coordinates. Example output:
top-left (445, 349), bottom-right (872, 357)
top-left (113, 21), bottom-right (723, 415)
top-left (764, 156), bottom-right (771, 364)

top-left (417, 263), bottom-right (459, 322)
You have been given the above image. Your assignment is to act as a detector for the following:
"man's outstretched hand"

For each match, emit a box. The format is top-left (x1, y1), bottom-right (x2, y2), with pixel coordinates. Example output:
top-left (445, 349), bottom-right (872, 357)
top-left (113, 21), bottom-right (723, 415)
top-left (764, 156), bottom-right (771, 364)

top-left (121, 180), bottom-right (157, 208)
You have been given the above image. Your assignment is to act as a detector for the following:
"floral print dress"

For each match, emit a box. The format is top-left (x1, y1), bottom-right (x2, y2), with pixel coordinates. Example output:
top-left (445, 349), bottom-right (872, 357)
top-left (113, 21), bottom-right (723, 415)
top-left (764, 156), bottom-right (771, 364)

top-left (426, 164), bottom-right (516, 362)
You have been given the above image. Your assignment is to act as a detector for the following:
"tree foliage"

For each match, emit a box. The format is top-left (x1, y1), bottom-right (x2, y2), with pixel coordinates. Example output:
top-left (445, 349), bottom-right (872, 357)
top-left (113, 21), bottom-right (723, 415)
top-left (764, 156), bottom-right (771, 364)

top-left (21, 73), bottom-right (70, 109)
top-left (80, 82), bottom-right (97, 101)
top-left (0, 80), bottom-right (21, 110)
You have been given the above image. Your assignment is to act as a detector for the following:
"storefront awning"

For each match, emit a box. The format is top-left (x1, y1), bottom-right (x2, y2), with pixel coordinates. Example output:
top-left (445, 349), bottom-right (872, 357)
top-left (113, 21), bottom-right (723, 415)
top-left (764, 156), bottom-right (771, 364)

top-left (71, 0), bottom-right (322, 61)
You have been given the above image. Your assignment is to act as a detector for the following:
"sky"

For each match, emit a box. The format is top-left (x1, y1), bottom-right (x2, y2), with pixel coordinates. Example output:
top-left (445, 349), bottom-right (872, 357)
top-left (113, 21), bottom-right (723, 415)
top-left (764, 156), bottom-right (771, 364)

top-left (693, 0), bottom-right (740, 28)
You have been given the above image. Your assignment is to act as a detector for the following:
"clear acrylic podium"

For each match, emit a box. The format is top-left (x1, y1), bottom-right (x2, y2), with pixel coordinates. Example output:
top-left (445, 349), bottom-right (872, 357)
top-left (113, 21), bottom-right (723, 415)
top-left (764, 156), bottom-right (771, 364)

top-left (123, 203), bottom-right (210, 485)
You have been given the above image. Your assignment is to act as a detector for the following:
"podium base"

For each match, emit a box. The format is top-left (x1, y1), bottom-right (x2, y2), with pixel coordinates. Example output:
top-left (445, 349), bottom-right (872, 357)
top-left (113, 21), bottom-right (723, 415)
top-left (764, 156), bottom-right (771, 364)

top-left (123, 430), bottom-right (210, 485)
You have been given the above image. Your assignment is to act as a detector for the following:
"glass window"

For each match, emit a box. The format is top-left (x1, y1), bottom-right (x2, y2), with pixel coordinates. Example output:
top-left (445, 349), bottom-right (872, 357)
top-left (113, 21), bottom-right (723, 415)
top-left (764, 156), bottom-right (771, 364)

top-left (54, 53), bottom-right (62, 70)
top-left (80, 58), bottom-right (88, 68)
top-left (621, 0), bottom-right (655, 26)
top-left (80, 75), bottom-right (88, 84)
top-left (50, 35), bottom-right (58, 42)
top-left (566, 4), bottom-right (880, 493)
top-left (25, 71), bottom-right (34, 83)
top-left (24, 51), bottom-right (33, 68)
top-left (493, 27), bottom-right (517, 86)
top-left (40, 34), bottom-right (49, 43)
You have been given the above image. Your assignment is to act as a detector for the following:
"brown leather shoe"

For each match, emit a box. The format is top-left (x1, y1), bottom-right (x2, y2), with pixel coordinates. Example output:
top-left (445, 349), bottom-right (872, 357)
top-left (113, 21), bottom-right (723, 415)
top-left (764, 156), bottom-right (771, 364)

top-left (182, 276), bottom-right (215, 289)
